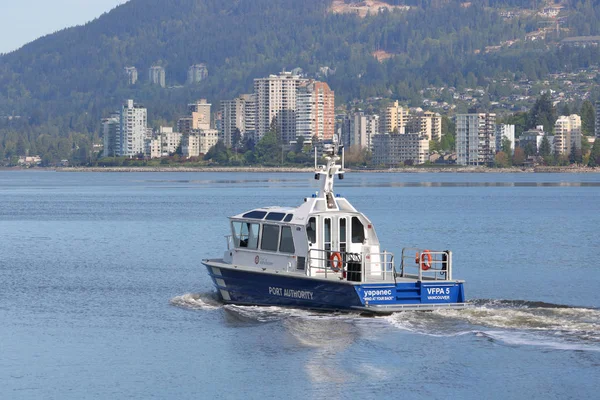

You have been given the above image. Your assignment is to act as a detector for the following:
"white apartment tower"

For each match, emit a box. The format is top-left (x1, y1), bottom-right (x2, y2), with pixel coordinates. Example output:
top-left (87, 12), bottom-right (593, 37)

top-left (456, 113), bottom-right (496, 165)
top-left (187, 64), bottom-right (208, 84)
top-left (124, 67), bottom-right (138, 85)
top-left (149, 66), bottom-right (166, 88)
top-left (495, 124), bottom-right (515, 155)
top-left (254, 71), bottom-right (306, 143)
top-left (554, 114), bottom-right (582, 155)
top-left (119, 99), bottom-right (147, 157)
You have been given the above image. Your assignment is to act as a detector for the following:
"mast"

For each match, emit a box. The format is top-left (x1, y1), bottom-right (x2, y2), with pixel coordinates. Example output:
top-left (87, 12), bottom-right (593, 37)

top-left (314, 139), bottom-right (345, 208)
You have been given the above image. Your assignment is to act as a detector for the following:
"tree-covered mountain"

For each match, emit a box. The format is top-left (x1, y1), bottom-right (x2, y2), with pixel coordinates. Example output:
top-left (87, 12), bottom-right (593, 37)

top-left (1, 0), bottom-right (600, 164)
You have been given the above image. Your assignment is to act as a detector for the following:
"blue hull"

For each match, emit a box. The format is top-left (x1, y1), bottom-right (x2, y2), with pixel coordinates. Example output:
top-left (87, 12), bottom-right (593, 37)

top-left (205, 262), bottom-right (466, 313)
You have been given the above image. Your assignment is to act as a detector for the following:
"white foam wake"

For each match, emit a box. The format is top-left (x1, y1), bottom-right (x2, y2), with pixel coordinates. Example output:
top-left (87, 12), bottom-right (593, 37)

top-left (170, 293), bottom-right (223, 310)
top-left (382, 299), bottom-right (600, 352)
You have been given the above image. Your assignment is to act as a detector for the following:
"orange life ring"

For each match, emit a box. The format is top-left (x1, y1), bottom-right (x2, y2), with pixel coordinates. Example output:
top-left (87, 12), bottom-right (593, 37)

top-left (329, 252), bottom-right (343, 272)
top-left (415, 250), bottom-right (432, 271)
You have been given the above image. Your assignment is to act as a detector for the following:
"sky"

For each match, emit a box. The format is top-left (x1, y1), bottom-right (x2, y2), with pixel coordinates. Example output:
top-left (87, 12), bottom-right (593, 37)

top-left (0, 0), bottom-right (127, 54)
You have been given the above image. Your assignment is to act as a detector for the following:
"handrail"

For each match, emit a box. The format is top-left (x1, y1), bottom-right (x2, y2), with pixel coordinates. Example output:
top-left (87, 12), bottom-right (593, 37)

top-left (399, 248), bottom-right (452, 281)
top-left (307, 248), bottom-right (395, 283)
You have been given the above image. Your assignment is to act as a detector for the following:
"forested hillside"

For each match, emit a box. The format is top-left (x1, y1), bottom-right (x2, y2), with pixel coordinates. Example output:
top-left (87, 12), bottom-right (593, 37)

top-left (1, 0), bottom-right (600, 164)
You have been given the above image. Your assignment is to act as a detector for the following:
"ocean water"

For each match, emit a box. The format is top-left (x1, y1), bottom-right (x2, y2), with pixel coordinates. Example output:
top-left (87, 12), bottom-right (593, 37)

top-left (0, 170), bottom-right (599, 399)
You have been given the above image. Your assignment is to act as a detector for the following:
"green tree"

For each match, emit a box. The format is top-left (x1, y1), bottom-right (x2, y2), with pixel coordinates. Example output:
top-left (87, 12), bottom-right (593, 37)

top-left (527, 93), bottom-right (557, 133)
top-left (588, 138), bottom-right (600, 167)
top-left (254, 130), bottom-right (279, 164)
top-left (580, 100), bottom-right (596, 136)
top-left (539, 135), bottom-right (551, 157)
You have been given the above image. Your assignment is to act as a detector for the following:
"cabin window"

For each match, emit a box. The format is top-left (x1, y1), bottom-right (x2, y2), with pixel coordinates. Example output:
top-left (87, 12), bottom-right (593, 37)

top-left (265, 212), bottom-right (286, 221)
top-left (261, 224), bottom-right (280, 252)
top-left (242, 210), bottom-right (267, 219)
top-left (351, 217), bottom-right (365, 244)
top-left (283, 214), bottom-right (293, 222)
top-left (233, 221), bottom-right (259, 249)
top-left (306, 217), bottom-right (316, 244)
top-left (279, 226), bottom-right (295, 254)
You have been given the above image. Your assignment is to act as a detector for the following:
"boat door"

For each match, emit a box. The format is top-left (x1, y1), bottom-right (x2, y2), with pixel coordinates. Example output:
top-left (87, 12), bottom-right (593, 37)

top-left (321, 215), bottom-right (348, 272)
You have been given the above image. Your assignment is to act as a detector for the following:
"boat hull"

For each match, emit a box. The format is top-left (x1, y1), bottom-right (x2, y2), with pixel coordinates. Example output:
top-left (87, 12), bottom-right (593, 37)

top-left (204, 261), bottom-right (467, 314)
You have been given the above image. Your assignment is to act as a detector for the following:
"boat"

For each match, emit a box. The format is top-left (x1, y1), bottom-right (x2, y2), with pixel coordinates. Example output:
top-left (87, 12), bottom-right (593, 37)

top-left (202, 142), bottom-right (467, 314)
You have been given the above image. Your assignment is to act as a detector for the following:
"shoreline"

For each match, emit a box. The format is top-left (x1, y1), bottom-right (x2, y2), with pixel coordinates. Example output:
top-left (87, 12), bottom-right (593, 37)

top-left (26, 165), bottom-right (600, 173)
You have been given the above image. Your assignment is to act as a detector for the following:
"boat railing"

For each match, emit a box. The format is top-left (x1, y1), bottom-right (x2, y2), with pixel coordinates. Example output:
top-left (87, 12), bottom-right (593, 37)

top-left (307, 248), bottom-right (396, 283)
top-left (399, 248), bottom-right (452, 281)
top-left (225, 235), bottom-right (234, 250)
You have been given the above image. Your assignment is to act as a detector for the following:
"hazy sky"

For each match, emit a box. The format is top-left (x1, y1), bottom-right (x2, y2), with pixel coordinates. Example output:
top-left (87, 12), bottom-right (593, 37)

top-left (0, 0), bottom-right (127, 54)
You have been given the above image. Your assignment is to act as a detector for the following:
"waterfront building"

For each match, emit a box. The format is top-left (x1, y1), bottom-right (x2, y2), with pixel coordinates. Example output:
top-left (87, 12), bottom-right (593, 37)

top-left (187, 64), bottom-right (208, 84)
top-left (520, 126), bottom-right (550, 154)
top-left (124, 67), bottom-right (138, 85)
top-left (102, 113), bottom-right (120, 157)
top-left (181, 129), bottom-right (219, 158)
top-left (554, 114), bottom-right (582, 155)
top-left (384, 101), bottom-right (409, 134)
top-left (365, 114), bottom-right (380, 150)
top-left (372, 133), bottom-right (429, 166)
top-left (295, 81), bottom-right (335, 142)
top-left (149, 66), bottom-right (166, 88)
top-left (220, 94), bottom-right (255, 147)
top-left (406, 111), bottom-right (442, 141)
top-left (178, 99), bottom-right (211, 134)
top-left (144, 134), bottom-right (162, 159)
top-left (159, 127), bottom-right (181, 157)
top-left (456, 113), bottom-right (496, 165)
top-left (254, 71), bottom-right (307, 143)
top-left (495, 124), bottom-right (515, 154)
top-left (349, 112), bottom-right (368, 149)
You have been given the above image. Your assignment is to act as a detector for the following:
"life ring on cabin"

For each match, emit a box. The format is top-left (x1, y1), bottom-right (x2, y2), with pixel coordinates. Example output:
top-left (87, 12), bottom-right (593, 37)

top-left (415, 250), bottom-right (432, 271)
top-left (329, 252), bottom-right (343, 272)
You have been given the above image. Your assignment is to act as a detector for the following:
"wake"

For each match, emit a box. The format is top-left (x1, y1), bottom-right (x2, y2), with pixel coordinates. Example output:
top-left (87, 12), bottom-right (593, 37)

top-left (384, 299), bottom-right (600, 352)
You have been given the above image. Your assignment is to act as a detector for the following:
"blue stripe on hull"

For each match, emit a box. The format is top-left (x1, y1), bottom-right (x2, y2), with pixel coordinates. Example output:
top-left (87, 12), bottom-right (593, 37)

top-left (207, 265), bottom-right (363, 311)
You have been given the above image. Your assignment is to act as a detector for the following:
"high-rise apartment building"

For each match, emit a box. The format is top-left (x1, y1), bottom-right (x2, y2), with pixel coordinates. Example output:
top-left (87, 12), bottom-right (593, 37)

top-left (124, 67), bottom-right (138, 85)
top-left (102, 113), bottom-right (120, 157)
top-left (295, 81), bottom-right (335, 141)
top-left (495, 124), bottom-right (515, 155)
top-left (254, 71), bottom-right (307, 143)
top-left (456, 113), bottom-right (496, 165)
top-left (119, 99), bottom-right (148, 157)
top-left (406, 111), bottom-right (442, 141)
top-left (187, 64), bottom-right (208, 84)
top-left (149, 66), bottom-right (166, 88)
top-left (179, 99), bottom-right (211, 134)
top-left (365, 114), bottom-right (380, 150)
top-left (554, 114), bottom-right (582, 155)
top-left (385, 101), bottom-right (410, 134)
top-left (349, 112), bottom-right (368, 149)
top-left (220, 94), bottom-right (255, 147)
